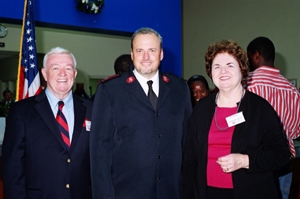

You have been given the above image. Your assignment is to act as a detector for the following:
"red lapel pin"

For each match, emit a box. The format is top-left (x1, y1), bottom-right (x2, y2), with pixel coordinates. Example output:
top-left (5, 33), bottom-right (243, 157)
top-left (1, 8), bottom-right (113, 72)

top-left (127, 76), bottom-right (135, 83)
top-left (163, 75), bottom-right (169, 83)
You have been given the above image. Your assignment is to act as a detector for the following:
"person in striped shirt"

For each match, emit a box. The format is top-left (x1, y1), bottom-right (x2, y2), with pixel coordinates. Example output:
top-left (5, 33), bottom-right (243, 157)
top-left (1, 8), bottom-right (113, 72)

top-left (247, 37), bottom-right (300, 199)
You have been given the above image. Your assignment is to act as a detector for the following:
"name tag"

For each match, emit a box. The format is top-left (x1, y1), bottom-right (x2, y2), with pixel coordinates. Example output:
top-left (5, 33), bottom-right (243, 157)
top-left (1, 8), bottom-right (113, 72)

top-left (85, 120), bottom-right (91, 131)
top-left (226, 112), bottom-right (245, 127)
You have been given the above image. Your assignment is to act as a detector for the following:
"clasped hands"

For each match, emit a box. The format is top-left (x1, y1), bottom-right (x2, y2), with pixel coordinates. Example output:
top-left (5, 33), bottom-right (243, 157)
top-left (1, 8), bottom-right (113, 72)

top-left (216, 153), bottom-right (249, 173)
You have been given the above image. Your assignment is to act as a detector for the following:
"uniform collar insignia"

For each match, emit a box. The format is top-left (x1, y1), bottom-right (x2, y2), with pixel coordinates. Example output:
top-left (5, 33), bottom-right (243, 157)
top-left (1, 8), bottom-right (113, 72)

top-left (127, 76), bottom-right (135, 83)
top-left (163, 75), bottom-right (169, 83)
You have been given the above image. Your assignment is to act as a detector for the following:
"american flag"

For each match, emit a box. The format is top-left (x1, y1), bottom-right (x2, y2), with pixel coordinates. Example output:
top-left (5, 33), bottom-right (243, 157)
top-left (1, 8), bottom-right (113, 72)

top-left (16, 0), bottom-right (41, 101)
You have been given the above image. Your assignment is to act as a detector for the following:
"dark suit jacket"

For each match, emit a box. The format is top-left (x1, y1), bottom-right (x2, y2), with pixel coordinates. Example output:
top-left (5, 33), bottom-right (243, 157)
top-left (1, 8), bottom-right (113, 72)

top-left (182, 91), bottom-right (290, 199)
top-left (2, 90), bottom-right (93, 199)
top-left (90, 67), bottom-right (192, 199)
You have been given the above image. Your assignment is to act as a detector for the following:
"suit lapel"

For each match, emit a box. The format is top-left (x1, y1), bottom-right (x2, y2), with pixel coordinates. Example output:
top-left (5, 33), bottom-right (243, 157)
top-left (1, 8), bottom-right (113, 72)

top-left (156, 73), bottom-right (170, 110)
top-left (125, 68), bottom-right (171, 111)
top-left (35, 91), bottom-right (67, 150)
top-left (126, 69), bottom-right (154, 109)
top-left (69, 95), bottom-right (86, 154)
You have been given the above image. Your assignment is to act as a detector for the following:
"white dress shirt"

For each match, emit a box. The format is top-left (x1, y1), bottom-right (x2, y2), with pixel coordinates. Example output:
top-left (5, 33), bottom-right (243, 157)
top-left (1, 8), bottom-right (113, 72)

top-left (133, 69), bottom-right (159, 97)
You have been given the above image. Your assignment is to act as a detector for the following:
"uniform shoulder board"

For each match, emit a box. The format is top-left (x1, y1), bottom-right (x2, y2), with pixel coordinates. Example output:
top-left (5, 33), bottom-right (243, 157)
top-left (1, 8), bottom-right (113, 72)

top-left (164, 71), bottom-right (187, 82)
top-left (99, 74), bottom-right (120, 84)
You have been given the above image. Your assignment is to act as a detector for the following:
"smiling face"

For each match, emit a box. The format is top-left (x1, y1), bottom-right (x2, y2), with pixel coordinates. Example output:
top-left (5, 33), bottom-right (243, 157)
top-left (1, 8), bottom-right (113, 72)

top-left (190, 81), bottom-right (208, 103)
top-left (42, 53), bottom-right (77, 100)
top-left (131, 33), bottom-right (163, 79)
top-left (211, 53), bottom-right (242, 92)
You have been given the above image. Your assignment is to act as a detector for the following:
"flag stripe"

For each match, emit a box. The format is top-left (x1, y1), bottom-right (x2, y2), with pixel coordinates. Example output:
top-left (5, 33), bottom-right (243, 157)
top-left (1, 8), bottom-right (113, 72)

top-left (17, 0), bottom-right (41, 101)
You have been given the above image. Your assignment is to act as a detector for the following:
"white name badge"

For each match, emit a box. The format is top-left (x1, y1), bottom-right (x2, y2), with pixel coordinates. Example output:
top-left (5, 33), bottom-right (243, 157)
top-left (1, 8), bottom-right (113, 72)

top-left (85, 121), bottom-right (91, 131)
top-left (226, 112), bottom-right (245, 127)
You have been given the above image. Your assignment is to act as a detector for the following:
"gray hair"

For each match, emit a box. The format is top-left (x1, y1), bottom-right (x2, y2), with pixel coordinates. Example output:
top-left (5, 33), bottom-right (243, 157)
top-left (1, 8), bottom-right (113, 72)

top-left (43, 47), bottom-right (77, 70)
top-left (131, 28), bottom-right (163, 49)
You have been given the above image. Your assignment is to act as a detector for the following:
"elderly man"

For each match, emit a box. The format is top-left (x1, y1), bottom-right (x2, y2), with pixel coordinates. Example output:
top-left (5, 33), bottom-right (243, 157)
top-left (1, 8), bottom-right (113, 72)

top-left (2, 47), bottom-right (93, 199)
top-left (90, 27), bottom-right (192, 199)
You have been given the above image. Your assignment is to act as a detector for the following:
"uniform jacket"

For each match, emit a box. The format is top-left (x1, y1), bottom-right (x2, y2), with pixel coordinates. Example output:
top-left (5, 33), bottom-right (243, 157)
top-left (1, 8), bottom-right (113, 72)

top-left (2, 90), bottom-right (93, 199)
top-left (182, 91), bottom-right (290, 199)
top-left (90, 67), bottom-right (192, 199)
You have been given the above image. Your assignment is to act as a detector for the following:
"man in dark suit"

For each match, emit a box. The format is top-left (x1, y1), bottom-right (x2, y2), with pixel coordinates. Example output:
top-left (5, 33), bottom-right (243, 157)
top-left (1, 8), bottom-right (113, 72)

top-left (2, 47), bottom-right (93, 199)
top-left (90, 28), bottom-right (192, 199)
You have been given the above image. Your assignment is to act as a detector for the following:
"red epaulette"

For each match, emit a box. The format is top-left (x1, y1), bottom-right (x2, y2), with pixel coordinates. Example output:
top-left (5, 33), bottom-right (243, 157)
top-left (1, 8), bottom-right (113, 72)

top-left (98, 74), bottom-right (120, 84)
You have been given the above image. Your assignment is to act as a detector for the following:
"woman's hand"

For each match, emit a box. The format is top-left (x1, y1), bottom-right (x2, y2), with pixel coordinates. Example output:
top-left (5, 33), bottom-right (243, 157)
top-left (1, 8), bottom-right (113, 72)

top-left (216, 153), bottom-right (249, 173)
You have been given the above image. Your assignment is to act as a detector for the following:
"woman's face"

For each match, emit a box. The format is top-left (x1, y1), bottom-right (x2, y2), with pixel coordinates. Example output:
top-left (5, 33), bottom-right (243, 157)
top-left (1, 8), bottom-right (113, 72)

top-left (190, 81), bottom-right (208, 104)
top-left (211, 53), bottom-right (242, 91)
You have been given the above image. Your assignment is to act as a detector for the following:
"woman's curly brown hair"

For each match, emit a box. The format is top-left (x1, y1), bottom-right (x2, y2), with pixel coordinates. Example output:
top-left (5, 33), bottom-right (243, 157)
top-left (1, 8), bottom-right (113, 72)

top-left (205, 40), bottom-right (249, 84)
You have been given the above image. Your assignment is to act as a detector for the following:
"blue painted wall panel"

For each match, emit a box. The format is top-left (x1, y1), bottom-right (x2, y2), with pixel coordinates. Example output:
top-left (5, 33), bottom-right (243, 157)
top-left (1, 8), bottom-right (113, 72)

top-left (0, 0), bottom-right (182, 76)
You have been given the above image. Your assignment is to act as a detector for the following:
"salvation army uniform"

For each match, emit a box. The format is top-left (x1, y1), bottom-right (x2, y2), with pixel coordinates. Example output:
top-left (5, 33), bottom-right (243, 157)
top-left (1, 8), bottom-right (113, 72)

top-left (2, 90), bottom-right (93, 199)
top-left (90, 66), bottom-right (192, 199)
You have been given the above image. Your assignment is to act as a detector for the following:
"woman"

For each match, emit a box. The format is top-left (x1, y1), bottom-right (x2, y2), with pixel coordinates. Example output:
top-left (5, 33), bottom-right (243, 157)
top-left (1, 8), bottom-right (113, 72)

top-left (182, 40), bottom-right (290, 199)
top-left (187, 75), bottom-right (209, 107)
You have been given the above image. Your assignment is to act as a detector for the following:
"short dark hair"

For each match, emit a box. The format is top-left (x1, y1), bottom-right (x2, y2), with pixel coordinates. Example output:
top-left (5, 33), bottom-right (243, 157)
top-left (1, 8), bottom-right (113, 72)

top-left (114, 54), bottom-right (133, 74)
top-left (131, 27), bottom-right (163, 49)
top-left (187, 75), bottom-right (209, 91)
top-left (247, 37), bottom-right (275, 62)
top-left (3, 89), bottom-right (12, 97)
top-left (205, 39), bottom-right (249, 84)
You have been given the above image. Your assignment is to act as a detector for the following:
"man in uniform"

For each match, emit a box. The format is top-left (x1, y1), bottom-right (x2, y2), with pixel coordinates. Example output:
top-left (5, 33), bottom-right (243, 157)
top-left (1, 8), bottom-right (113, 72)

top-left (90, 28), bottom-right (192, 199)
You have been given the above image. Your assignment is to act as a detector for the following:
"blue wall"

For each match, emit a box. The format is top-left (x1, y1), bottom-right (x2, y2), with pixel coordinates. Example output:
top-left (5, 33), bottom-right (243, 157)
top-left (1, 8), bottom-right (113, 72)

top-left (0, 0), bottom-right (182, 76)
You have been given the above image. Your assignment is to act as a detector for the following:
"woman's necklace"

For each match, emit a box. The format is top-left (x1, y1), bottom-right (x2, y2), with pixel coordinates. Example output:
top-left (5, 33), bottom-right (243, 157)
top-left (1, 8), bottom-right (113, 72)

top-left (214, 88), bottom-right (245, 131)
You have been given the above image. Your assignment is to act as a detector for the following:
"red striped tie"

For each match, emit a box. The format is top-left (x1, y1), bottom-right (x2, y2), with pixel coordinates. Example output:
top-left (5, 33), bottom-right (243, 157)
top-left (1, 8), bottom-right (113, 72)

top-left (56, 101), bottom-right (70, 150)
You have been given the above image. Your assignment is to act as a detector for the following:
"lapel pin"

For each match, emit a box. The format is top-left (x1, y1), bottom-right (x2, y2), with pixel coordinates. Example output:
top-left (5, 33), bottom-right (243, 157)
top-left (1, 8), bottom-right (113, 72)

top-left (163, 76), bottom-right (169, 83)
top-left (127, 76), bottom-right (135, 83)
top-left (83, 118), bottom-right (91, 131)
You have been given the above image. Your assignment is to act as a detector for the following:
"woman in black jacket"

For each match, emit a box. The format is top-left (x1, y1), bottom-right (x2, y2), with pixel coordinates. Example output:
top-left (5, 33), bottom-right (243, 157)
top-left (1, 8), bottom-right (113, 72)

top-left (182, 40), bottom-right (290, 199)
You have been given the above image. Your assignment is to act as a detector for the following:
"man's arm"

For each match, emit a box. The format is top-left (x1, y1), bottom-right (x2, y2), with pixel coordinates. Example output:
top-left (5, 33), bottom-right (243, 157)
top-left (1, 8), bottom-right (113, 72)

top-left (2, 104), bottom-right (27, 199)
top-left (90, 83), bottom-right (115, 199)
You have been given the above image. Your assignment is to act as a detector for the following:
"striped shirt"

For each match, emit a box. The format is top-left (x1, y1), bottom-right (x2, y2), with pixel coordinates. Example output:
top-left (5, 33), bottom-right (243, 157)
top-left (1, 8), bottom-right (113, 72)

top-left (247, 66), bottom-right (300, 158)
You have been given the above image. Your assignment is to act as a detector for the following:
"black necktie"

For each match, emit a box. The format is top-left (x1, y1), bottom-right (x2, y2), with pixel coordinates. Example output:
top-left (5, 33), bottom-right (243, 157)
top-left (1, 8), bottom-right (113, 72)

top-left (147, 80), bottom-right (158, 109)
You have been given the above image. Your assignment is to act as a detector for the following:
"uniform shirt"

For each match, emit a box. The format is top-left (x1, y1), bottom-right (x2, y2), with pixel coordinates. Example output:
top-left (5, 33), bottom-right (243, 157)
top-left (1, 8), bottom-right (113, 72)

top-left (45, 88), bottom-right (75, 142)
top-left (247, 66), bottom-right (300, 157)
top-left (133, 69), bottom-right (159, 97)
